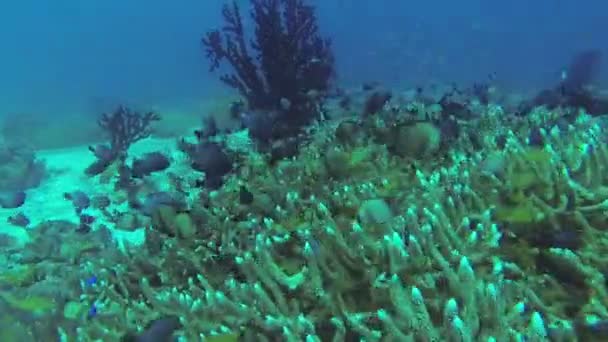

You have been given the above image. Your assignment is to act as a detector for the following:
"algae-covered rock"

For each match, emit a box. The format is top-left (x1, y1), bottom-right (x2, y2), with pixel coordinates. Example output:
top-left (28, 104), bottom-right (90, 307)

top-left (63, 300), bottom-right (86, 320)
top-left (358, 198), bottom-right (393, 226)
top-left (492, 147), bottom-right (555, 226)
top-left (152, 205), bottom-right (177, 235)
top-left (116, 212), bottom-right (140, 231)
top-left (324, 146), bottom-right (375, 179)
top-left (392, 122), bottom-right (441, 158)
top-left (151, 205), bottom-right (197, 238)
top-left (174, 213), bottom-right (196, 238)
top-left (0, 265), bottom-right (36, 287)
top-left (0, 142), bottom-right (46, 192)
top-left (0, 292), bottom-right (56, 316)
top-left (205, 332), bottom-right (240, 342)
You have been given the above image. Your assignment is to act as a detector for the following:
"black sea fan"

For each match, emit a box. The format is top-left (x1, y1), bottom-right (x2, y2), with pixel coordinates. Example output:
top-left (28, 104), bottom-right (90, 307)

top-left (85, 106), bottom-right (161, 176)
top-left (560, 49), bottom-right (602, 95)
top-left (202, 0), bottom-right (335, 140)
top-left (98, 105), bottom-right (161, 156)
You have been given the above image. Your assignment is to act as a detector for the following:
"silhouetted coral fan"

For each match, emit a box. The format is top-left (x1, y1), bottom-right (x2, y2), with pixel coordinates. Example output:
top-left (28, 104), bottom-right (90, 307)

top-left (85, 106), bottom-right (160, 176)
top-left (519, 49), bottom-right (608, 116)
top-left (97, 105), bottom-right (160, 158)
top-left (202, 0), bottom-right (335, 140)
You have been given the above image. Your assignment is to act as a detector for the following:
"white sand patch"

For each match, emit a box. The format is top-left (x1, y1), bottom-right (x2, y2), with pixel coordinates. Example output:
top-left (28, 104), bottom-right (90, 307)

top-left (0, 137), bottom-right (187, 249)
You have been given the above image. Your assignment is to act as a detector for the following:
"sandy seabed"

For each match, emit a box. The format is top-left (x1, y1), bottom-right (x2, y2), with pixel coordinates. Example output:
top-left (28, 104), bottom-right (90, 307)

top-left (0, 137), bottom-right (179, 248)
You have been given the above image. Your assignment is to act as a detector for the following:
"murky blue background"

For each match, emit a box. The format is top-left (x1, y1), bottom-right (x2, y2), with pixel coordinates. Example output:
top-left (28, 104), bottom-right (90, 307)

top-left (0, 0), bottom-right (605, 120)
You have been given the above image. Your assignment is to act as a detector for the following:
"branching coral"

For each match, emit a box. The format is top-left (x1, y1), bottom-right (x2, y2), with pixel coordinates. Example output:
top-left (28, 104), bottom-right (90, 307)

top-left (85, 106), bottom-right (160, 176)
top-left (202, 0), bottom-right (335, 138)
top-left (67, 106), bottom-right (608, 341)
top-left (72, 174), bottom-right (551, 340)
top-left (4, 92), bottom-right (600, 340)
top-left (97, 105), bottom-right (160, 158)
top-left (467, 108), bottom-right (608, 326)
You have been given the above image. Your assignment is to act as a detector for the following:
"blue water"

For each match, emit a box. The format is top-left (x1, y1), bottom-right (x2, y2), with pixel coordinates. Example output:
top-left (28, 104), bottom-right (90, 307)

top-left (2, 1), bottom-right (608, 340)
top-left (0, 0), bottom-right (605, 119)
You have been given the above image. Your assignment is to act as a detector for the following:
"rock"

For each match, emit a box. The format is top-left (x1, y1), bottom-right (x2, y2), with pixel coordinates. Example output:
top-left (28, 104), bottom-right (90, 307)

top-left (393, 122), bottom-right (441, 158)
top-left (116, 213), bottom-right (139, 231)
top-left (358, 198), bottom-right (393, 226)
top-left (174, 213), bottom-right (196, 239)
top-left (152, 205), bottom-right (177, 235)
top-left (63, 301), bottom-right (85, 320)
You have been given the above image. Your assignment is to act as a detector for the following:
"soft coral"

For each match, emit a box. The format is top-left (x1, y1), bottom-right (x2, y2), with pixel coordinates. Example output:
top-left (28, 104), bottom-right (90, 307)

top-left (202, 0), bottom-right (335, 139)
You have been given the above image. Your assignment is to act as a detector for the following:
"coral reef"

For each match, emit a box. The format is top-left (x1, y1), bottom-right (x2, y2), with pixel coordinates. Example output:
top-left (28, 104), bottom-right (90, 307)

top-left (4, 41), bottom-right (608, 341)
top-left (0, 100), bottom-right (599, 340)
top-left (202, 0), bottom-right (335, 140)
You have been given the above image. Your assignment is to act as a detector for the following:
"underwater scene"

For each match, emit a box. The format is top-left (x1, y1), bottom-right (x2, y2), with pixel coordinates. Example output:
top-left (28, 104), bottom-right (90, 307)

top-left (1, 0), bottom-right (608, 341)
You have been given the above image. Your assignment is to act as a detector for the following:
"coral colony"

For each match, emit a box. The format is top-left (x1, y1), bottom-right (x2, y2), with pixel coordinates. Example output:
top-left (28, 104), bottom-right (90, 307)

top-left (202, 0), bottom-right (334, 142)
top-left (3, 0), bottom-right (608, 341)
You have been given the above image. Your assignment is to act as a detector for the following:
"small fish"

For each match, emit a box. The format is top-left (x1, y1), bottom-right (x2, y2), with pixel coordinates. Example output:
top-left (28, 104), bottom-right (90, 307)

top-left (309, 57), bottom-right (321, 64)
top-left (194, 116), bottom-right (219, 141)
top-left (64, 190), bottom-right (91, 214)
top-left (239, 185), bottom-right (254, 205)
top-left (88, 144), bottom-right (115, 162)
top-left (138, 192), bottom-right (185, 216)
top-left (121, 316), bottom-right (181, 342)
top-left (279, 97), bottom-right (291, 111)
top-left (87, 303), bottom-right (98, 319)
top-left (79, 214), bottom-right (96, 225)
top-left (85, 275), bottom-right (98, 287)
top-left (574, 318), bottom-right (608, 339)
top-left (76, 222), bottom-right (92, 234)
top-left (239, 111), bottom-right (274, 143)
top-left (7, 212), bottom-right (30, 227)
top-left (131, 152), bottom-right (171, 178)
top-left (0, 191), bottom-right (26, 209)
top-left (587, 320), bottom-right (608, 334)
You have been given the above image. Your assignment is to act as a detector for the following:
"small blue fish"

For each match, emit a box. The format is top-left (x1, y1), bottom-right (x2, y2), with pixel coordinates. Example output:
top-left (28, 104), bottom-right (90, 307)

top-left (87, 303), bottom-right (98, 319)
top-left (587, 320), bottom-right (608, 334)
top-left (85, 275), bottom-right (98, 287)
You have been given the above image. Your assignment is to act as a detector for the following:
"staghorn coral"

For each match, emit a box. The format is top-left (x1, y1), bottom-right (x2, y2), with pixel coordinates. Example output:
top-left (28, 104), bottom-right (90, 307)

top-left (467, 108), bottom-right (608, 326)
top-left (4, 98), bottom-right (604, 340)
top-left (63, 105), bottom-right (608, 341)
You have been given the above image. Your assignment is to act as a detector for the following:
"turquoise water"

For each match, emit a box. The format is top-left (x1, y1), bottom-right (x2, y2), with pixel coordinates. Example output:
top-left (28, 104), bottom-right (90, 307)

top-left (0, 1), bottom-right (607, 340)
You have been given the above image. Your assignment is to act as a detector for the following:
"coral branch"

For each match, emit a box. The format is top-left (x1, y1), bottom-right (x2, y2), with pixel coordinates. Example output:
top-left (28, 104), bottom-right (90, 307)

top-left (98, 105), bottom-right (161, 156)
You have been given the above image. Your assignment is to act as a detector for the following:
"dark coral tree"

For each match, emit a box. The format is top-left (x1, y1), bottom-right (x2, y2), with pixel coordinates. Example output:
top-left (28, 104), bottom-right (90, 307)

top-left (202, 0), bottom-right (335, 138)
top-left (98, 105), bottom-right (160, 156)
top-left (85, 106), bottom-right (160, 176)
